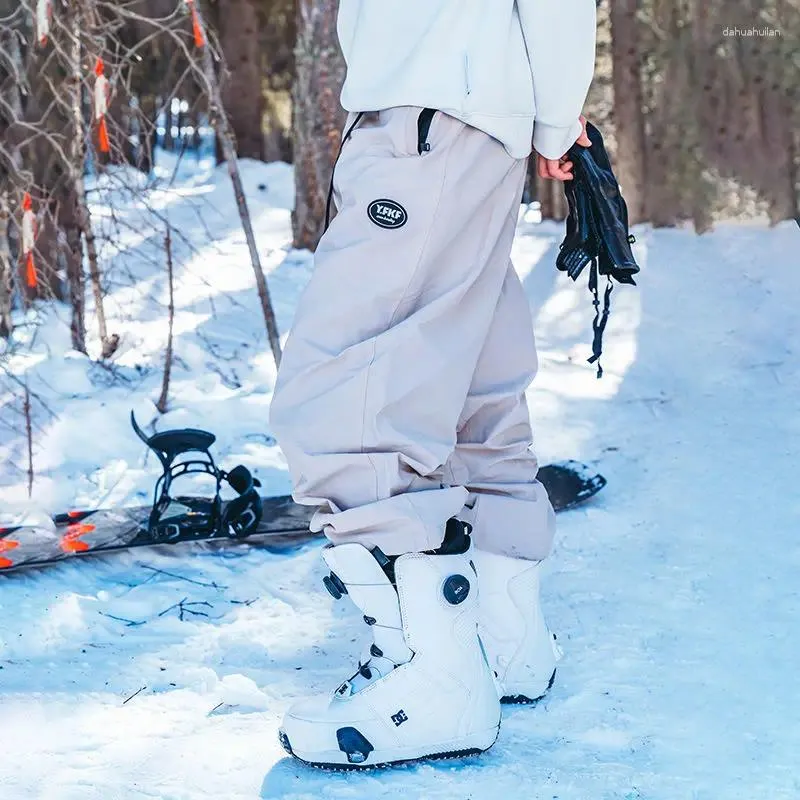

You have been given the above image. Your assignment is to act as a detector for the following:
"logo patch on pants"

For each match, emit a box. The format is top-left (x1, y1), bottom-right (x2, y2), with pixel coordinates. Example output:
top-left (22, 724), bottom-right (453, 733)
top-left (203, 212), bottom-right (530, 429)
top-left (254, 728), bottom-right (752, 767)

top-left (368, 199), bottom-right (407, 229)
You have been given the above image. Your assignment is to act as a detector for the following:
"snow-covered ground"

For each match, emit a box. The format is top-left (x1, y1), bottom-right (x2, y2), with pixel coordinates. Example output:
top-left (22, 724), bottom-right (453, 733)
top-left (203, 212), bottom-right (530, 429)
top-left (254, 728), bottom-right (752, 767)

top-left (1, 156), bottom-right (799, 799)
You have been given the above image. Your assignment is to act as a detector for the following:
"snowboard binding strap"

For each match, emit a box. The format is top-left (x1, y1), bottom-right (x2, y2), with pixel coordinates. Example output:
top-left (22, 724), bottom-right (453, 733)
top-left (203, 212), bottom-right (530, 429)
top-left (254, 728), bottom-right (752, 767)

top-left (131, 412), bottom-right (262, 541)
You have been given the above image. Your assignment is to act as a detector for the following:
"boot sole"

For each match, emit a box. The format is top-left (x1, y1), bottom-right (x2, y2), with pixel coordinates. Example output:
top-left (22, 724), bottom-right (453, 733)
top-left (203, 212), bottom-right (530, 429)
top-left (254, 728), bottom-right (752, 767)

top-left (279, 725), bottom-right (500, 771)
top-left (500, 668), bottom-right (557, 705)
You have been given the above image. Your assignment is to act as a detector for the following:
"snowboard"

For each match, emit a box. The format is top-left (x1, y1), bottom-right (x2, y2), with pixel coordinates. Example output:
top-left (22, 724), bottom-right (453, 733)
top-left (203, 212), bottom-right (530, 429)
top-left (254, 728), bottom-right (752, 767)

top-left (0, 461), bottom-right (605, 574)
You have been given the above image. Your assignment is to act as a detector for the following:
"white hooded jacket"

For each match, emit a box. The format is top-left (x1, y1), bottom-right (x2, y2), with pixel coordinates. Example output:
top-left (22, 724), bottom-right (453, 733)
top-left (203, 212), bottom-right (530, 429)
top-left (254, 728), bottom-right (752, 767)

top-left (337, 0), bottom-right (597, 161)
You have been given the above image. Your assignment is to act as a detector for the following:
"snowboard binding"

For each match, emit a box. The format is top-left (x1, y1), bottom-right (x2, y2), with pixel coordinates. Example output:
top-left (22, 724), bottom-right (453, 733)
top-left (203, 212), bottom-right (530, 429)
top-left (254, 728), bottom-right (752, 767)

top-left (131, 412), bottom-right (262, 542)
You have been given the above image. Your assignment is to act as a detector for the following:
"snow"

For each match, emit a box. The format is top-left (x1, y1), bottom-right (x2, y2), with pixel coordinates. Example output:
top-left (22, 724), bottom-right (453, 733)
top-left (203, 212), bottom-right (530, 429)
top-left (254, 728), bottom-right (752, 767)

top-left (1, 153), bottom-right (799, 799)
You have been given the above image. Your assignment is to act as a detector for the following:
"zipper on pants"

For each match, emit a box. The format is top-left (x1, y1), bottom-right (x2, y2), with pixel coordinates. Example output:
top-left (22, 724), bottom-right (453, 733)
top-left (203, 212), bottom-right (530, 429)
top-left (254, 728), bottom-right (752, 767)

top-left (417, 108), bottom-right (437, 154)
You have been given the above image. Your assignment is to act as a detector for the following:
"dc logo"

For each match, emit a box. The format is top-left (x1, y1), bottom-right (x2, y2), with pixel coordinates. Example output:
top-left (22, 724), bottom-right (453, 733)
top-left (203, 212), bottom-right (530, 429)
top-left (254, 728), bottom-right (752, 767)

top-left (391, 710), bottom-right (408, 726)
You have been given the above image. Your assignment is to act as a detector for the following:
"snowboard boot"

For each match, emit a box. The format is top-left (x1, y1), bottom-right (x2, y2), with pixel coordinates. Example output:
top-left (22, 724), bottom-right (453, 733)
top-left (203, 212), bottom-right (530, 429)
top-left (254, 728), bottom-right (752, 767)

top-left (278, 519), bottom-right (501, 768)
top-left (473, 549), bottom-right (560, 704)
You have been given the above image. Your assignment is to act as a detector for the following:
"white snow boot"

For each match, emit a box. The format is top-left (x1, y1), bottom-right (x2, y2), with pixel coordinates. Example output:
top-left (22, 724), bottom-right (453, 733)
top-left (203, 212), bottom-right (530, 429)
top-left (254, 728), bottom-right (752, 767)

top-left (473, 549), bottom-right (560, 704)
top-left (278, 520), bottom-right (501, 768)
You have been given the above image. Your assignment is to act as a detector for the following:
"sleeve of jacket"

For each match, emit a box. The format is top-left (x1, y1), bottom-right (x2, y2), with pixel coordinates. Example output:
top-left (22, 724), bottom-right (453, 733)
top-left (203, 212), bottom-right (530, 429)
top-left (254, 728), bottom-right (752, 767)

top-left (517, 0), bottom-right (597, 160)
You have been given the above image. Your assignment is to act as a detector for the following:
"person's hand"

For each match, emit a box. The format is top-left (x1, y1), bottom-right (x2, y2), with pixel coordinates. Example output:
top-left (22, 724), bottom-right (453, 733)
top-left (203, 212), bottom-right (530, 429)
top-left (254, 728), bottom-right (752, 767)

top-left (537, 115), bottom-right (592, 181)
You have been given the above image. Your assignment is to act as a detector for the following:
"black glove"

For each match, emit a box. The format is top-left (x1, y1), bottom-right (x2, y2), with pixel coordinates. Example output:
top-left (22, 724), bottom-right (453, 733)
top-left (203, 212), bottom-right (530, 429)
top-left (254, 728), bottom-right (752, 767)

top-left (557, 120), bottom-right (639, 285)
top-left (555, 121), bottom-right (641, 377)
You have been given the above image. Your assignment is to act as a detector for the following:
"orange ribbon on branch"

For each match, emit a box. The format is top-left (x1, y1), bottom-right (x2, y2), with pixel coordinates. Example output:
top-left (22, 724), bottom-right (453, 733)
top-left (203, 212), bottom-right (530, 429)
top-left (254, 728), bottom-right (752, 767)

top-left (21, 192), bottom-right (37, 289)
top-left (36, 0), bottom-right (52, 46)
top-left (94, 58), bottom-right (111, 154)
top-left (186, 0), bottom-right (206, 48)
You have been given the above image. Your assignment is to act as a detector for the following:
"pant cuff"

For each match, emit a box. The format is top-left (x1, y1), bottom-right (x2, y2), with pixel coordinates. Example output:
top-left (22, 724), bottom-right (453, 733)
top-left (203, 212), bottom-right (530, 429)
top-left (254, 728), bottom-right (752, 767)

top-left (458, 485), bottom-right (555, 561)
top-left (311, 486), bottom-right (470, 555)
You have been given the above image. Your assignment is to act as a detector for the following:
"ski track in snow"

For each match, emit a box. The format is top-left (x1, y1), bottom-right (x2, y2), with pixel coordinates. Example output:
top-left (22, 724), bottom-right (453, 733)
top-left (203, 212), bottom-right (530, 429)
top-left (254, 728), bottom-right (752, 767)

top-left (1, 155), bottom-right (799, 799)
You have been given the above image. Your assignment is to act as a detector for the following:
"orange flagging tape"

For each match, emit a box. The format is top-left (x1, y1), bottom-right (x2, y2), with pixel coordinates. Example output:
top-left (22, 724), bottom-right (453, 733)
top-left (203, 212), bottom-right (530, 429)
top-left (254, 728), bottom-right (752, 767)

top-left (22, 192), bottom-right (37, 287)
top-left (188, 0), bottom-right (205, 47)
top-left (94, 59), bottom-right (111, 154)
top-left (97, 116), bottom-right (110, 153)
top-left (25, 251), bottom-right (37, 288)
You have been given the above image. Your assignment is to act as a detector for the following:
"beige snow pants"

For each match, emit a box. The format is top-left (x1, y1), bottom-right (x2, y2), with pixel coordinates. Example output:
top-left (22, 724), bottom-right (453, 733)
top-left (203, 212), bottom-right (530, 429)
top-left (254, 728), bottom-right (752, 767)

top-left (270, 107), bottom-right (555, 560)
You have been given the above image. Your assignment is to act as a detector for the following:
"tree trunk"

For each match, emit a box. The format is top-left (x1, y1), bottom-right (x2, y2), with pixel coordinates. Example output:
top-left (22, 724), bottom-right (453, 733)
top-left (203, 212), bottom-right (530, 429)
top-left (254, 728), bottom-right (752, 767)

top-left (156, 225), bottom-right (175, 414)
top-left (742, 0), bottom-right (796, 224)
top-left (292, 0), bottom-right (346, 251)
top-left (0, 195), bottom-right (13, 338)
top-left (191, 0), bottom-right (283, 366)
top-left (609, 0), bottom-right (648, 224)
top-left (137, 94), bottom-right (158, 173)
top-left (645, 0), bottom-right (684, 227)
top-left (0, 26), bottom-right (24, 337)
top-left (218, 0), bottom-right (264, 161)
top-left (258, 0), bottom-right (295, 164)
top-left (163, 96), bottom-right (175, 152)
top-left (108, 82), bottom-right (135, 166)
top-left (759, 88), bottom-right (797, 224)
top-left (59, 186), bottom-right (87, 353)
top-left (66, 5), bottom-right (87, 354)
top-left (687, 0), bottom-right (720, 233)
top-left (71, 2), bottom-right (115, 356)
top-left (24, 382), bottom-right (34, 497)
top-left (263, 91), bottom-right (292, 163)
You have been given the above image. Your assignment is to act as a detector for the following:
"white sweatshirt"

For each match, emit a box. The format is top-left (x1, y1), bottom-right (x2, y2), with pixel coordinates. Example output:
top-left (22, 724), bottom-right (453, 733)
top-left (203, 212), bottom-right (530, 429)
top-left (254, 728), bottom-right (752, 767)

top-left (336, 0), bottom-right (596, 160)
